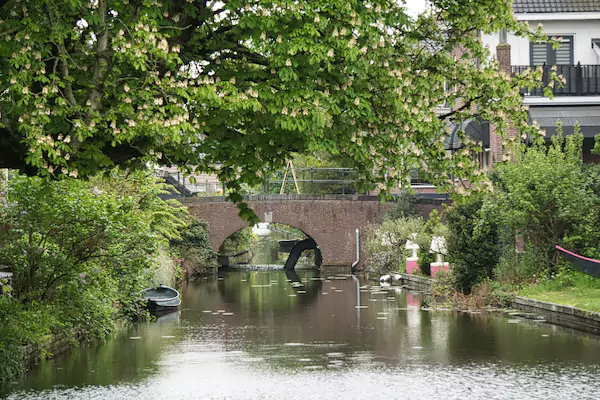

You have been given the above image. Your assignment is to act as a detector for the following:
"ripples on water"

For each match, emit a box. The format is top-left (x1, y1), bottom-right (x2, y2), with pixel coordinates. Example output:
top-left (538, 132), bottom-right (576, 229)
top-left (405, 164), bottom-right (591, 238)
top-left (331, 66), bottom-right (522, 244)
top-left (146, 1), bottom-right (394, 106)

top-left (4, 270), bottom-right (600, 400)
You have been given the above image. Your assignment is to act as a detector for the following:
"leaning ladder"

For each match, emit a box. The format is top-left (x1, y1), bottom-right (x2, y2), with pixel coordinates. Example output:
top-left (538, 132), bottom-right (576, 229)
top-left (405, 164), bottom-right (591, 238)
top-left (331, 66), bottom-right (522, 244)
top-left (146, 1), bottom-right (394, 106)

top-left (279, 160), bottom-right (300, 194)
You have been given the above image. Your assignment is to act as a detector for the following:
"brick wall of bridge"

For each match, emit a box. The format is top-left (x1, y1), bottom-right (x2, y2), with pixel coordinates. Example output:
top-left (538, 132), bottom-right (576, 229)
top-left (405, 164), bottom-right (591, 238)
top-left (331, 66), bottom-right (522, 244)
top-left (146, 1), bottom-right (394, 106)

top-left (182, 195), bottom-right (445, 267)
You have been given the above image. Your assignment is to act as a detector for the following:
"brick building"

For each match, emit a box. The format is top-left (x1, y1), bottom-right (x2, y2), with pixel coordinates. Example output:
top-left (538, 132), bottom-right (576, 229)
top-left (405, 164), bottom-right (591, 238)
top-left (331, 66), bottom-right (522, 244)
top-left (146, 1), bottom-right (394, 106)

top-left (482, 0), bottom-right (600, 163)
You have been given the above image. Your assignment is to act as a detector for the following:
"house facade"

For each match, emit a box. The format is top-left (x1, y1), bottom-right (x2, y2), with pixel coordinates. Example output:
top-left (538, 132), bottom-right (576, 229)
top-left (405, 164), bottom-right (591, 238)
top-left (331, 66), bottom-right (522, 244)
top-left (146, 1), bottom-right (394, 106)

top-left (482, 0), bottom-right (600, 163)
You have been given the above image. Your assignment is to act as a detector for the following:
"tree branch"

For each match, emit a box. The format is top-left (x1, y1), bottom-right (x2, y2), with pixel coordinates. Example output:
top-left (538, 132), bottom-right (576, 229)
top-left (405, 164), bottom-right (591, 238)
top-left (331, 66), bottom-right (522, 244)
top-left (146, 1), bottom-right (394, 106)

top-left (89, 0), bottom-right (111, 111)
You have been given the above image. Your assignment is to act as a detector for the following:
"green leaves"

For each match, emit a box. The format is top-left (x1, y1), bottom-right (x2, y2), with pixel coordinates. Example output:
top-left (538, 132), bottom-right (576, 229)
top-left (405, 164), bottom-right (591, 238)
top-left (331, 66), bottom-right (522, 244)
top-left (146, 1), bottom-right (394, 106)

top-left (0, 0), bottom-right (543, 219)
top-left (446, 193), bottom-right (501, 293)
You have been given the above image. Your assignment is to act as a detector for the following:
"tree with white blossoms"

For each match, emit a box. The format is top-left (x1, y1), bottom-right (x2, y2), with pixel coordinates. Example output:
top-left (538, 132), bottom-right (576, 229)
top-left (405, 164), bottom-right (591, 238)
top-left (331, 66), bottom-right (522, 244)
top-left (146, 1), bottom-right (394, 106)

top-left (0, 0), bottom-right (547, 221)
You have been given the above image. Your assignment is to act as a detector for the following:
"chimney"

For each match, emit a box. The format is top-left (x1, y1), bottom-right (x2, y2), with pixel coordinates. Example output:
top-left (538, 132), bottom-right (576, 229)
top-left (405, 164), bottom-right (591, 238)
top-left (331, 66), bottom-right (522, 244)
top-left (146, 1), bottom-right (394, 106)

top-left (496, 28), bottom-right (512, 76)
top-left (489, 29), bottom-right (514, 165)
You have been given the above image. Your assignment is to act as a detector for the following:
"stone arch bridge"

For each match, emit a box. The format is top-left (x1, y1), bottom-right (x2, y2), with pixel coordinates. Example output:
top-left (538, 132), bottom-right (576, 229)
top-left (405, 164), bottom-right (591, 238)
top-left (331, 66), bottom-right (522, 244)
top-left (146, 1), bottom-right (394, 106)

top-left (181, 194), bottom-right (445, 267)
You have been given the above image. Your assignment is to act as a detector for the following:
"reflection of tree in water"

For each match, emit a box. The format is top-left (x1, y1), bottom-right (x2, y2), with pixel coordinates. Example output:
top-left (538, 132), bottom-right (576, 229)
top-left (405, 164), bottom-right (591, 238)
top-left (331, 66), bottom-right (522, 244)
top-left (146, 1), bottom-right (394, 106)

top-left (216, 270), bottom-right (323, 316)
top-left (446, 312), bottom-right (600, 366)
top-left (252, 233), bottom-right (285, 264)
top-left (7, 320), bottom-right (179, 392)
top-left (218, 223), bottom-right (320, 266)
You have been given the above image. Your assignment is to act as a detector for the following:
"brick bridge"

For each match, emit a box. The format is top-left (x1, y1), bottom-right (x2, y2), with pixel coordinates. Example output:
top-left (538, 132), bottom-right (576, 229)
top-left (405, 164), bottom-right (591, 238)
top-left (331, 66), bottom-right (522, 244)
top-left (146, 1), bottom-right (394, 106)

top-left (181, 194), bottom-right (445, 267)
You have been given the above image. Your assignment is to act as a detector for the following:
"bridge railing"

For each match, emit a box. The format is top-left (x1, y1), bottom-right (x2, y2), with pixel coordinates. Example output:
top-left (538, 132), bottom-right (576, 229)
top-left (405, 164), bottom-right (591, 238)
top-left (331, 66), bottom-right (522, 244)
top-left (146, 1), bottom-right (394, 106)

top-left (265, 167), bottom-right (360, 195)
top-left (158, 167), bottom-right (436, 197)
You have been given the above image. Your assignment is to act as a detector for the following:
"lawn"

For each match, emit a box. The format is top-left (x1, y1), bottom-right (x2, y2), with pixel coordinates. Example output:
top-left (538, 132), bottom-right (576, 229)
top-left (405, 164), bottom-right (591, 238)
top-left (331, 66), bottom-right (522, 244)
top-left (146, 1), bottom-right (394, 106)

top-left (518, 269), bottom-right (600, 313)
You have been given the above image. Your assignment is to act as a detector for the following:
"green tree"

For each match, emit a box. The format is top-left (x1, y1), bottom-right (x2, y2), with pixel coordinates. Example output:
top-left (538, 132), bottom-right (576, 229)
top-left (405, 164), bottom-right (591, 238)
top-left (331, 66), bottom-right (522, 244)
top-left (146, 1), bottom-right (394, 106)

top-left (0, 173), bottom-right (188, 326)
top-left (0, 0), bottom-right (546, 220)
top-left (488, 125), bottom-right (595, 273)
top-left (445, 193), bottom-right (500, 293)
top-left (171, 219), bottom-right (218, 277)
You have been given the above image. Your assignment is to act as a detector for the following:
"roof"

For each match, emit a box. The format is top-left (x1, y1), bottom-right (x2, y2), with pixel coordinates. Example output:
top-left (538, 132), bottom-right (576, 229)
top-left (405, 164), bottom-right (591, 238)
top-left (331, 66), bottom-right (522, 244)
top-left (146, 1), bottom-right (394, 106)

top-left (513, 0), bottom-right (600, 13)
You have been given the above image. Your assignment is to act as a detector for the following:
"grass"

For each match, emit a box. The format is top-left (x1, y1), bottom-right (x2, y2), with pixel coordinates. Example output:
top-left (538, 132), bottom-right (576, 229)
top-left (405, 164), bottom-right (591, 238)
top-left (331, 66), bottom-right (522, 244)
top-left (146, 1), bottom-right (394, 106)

top-left (518, 268), bottom-right (600, 313)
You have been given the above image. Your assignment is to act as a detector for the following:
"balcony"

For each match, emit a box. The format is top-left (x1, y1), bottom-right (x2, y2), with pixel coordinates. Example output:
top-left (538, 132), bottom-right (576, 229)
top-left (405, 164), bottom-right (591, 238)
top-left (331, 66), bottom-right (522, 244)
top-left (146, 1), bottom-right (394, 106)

top-left (512, 64), bottom-right (600, 97)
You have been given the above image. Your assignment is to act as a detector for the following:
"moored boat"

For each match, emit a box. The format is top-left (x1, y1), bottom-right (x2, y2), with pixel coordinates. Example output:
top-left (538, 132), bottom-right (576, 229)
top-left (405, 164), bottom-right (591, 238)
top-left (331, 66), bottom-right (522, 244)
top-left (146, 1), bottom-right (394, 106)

top-left (556, 245), bottom-right (600, 278)
top-left (142, 285), bottom-right (181, 313)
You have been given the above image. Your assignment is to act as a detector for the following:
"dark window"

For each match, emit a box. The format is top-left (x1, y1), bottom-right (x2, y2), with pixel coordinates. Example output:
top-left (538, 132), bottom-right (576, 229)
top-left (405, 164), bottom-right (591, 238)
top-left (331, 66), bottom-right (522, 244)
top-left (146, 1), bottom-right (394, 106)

top-left (530, 36), bottom-right (573, 65)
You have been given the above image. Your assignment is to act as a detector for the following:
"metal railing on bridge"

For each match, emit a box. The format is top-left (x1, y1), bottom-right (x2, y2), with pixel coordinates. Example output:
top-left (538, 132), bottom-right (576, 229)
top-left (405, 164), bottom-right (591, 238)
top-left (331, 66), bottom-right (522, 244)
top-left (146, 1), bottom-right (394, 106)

top-left (265, 167), bottom-right (360, 195)
top-left (157, 168), bottom-right (435, 198)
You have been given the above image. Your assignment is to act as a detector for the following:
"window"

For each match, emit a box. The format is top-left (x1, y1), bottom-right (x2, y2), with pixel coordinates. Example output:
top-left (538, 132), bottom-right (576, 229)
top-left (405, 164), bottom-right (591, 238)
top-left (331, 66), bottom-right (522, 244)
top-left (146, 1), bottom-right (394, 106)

top-left (530, 36), bottom-right (573, 65)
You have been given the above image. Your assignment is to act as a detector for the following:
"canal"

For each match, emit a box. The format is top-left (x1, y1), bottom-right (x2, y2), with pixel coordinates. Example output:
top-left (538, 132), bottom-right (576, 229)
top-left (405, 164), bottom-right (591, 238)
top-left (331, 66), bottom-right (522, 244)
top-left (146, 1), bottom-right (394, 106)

top-left (3, 270), bottom-right (600, 399)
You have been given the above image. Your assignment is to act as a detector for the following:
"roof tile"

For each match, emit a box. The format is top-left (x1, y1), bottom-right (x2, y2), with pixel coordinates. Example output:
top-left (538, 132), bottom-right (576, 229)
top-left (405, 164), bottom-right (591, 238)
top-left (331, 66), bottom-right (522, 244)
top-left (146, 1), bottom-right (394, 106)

top-left (513, 0), bottom-right (600, 13)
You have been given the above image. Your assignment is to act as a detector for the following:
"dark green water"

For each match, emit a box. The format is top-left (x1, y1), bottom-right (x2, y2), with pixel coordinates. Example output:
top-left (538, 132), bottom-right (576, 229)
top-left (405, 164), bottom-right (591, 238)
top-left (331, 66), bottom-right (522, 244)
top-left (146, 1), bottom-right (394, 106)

top-left (4, 270), bottom-right (600, 399)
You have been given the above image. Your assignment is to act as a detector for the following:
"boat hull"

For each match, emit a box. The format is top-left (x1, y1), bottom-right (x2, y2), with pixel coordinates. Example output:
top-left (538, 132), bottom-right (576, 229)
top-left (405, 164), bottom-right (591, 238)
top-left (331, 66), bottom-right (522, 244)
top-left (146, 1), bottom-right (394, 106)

top-left (556, 245), bottom-right (600, 278)
top-left (147, 297), bottom-right (181, 314)
top-left (142, 285), bottom-right (181, 314)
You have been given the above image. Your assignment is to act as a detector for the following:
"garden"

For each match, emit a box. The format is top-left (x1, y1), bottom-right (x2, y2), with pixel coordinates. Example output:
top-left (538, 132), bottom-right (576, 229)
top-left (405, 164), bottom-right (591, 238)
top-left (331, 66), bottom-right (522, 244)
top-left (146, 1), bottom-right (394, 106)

top-left (364, 127), bottom-right (600, 311)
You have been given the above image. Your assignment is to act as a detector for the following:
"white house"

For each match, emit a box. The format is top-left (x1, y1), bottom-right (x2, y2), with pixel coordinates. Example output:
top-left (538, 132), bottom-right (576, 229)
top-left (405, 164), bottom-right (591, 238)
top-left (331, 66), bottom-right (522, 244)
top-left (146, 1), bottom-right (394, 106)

top-left (482, 0), bottom-right (600, 162)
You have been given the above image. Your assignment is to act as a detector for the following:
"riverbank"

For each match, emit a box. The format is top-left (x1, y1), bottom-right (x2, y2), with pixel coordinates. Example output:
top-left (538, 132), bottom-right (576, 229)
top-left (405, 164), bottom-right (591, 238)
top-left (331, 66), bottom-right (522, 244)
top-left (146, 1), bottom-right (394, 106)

top-left (517, 269), bottom-right (600, 313)
top-left (0, 173), bottom-right (216, 386)
top-left (393, 272), bottom-right (600, 335)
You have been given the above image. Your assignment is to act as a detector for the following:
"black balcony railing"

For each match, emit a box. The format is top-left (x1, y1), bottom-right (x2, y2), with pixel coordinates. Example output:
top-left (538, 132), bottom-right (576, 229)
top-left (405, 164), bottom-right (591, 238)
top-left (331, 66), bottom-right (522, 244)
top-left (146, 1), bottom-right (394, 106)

top-left (512, 64), bottom-right (600, 96)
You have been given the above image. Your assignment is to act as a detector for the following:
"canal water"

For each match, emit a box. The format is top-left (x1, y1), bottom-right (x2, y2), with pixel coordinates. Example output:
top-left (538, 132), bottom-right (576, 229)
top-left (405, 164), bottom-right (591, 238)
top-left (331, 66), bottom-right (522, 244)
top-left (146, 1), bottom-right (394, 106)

top-left (4, 270), bottom-right (600, 399)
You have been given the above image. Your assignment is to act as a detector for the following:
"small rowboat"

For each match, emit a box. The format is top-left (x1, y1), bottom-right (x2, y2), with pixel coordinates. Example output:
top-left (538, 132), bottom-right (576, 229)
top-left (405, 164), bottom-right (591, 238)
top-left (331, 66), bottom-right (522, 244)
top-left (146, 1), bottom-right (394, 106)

top-left (142, 285), bottom-right (181, 313)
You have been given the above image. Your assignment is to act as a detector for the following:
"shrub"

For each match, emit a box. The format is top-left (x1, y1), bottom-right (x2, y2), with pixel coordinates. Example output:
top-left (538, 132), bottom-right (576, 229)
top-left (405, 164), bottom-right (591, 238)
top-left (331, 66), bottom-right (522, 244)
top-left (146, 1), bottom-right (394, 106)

top-left (445, 193), bottom-right (500, 293)
top-left (418, 252), bottom-right (434, 276)
top-left (0, 172), bottom-right (188, 383)
top-left (413, 209), bottom-right (448, 277)
top-left (363, 216), bottom-right (426, 274)
top-left (171, 220), bottom-right (218, 278)
top-left (493, 246), bottom-right (542, 286)
top-left (0, 298), bottom-right (56, 384)
top-left (430, 270), bottom-right (455, 306)
top-left (385, 191), bottom-right (416, 220)
top-left (490, 128), bottom-right (594, 271)
top-left (562, 163), bottom-right (600, 260)
top-left (429, 274), bottom-right (514, 310)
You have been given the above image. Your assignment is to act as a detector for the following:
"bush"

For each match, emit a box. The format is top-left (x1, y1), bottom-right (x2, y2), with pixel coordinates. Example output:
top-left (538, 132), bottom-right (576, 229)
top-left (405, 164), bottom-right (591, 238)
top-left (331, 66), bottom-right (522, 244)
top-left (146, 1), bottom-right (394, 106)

top-left (430, 270), bottom-right (455, 306)
top-left (413, 209), bottom-right (448, 277)
top-left (428, 273), bottom-right (514, 310)
top-left (0, 172), bottom-right (188, 383)
top-left (171, 220), bottom-right (218, 278)
top-left (494, 246), bottom-right (542, 286)
top-left (562, 163), bottom-right (600, 260)
top-left (363, 216), bottom-right (426, 274)
top-left (0, 298), bottom-right (56, 384)
top-left (418, 252), bottom-right (434, 276)
top-left (490, 128), bottom-right (594, 271)
top-left (445, 193), bottom-right (500, 293)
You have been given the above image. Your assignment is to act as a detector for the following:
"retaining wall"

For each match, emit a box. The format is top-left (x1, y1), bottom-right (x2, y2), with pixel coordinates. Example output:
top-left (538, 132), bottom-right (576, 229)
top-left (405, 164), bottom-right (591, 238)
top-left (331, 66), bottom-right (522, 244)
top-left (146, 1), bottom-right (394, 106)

top-left (513, 296), bottom-right (600, 335)
top-left (398, 273), bottom-right (433, 292)
top-left (397, 273), bottom-right (600, 335)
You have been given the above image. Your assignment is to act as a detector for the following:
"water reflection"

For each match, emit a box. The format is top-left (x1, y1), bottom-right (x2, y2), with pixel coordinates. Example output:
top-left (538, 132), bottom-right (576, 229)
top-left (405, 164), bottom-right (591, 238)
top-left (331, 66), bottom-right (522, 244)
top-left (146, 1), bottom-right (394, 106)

top-left (4, 271), bottom-right (600, 400)
top-left (247, 223), bottom-right (316, 267)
